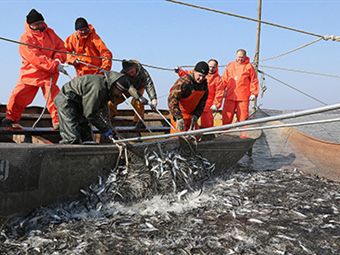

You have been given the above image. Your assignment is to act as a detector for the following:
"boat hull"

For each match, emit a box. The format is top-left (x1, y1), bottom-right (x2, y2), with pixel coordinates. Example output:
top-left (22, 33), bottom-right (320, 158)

top-left (0, 133), bottom-right (259, 218)
top-left (0, 143), bottom-right (119, 217)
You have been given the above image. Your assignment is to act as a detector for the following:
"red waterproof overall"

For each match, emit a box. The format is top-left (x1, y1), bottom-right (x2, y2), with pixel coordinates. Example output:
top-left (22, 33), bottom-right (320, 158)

top-left (170, 90), bottom-right (205, 133)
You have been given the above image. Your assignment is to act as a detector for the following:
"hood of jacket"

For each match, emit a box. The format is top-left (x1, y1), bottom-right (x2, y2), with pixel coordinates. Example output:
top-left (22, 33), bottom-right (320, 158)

top-left (75, 24), bottom-right (96, 39)
top-left (237, 56), bottom-right (250, 65)
top-left (24, 21), bottom-right (52, 38)
top-left (105, 71), bottom-right (124, 90)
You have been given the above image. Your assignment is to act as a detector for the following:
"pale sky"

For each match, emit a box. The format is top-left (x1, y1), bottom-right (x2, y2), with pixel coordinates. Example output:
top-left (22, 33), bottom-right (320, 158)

top-left (1, 0), bottom-right (340, 110)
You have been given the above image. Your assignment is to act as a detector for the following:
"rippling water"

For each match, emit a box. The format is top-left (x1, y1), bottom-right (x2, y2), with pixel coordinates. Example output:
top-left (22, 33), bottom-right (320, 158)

top-left (1, 133), bottom-right (339, 254)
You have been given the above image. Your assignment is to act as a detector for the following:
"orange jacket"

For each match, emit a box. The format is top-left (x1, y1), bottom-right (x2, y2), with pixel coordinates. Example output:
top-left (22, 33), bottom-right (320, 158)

top-left (19, 23), bottom-right (66, 86)
top-left (221, 57), bottom-right (259, 101)
top-left (65, 24), bottom-right (112, 76)
top-left (177, 67), bottom-right (192, 78)
top-left (177, 67), bottom-right (223, 111)
top-left (205, 68), bottom-right (223, 111)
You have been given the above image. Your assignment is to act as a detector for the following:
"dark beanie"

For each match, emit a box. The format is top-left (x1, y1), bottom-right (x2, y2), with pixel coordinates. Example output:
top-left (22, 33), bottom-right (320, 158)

top-left (194, 61), bottom-right (209, 75)
top-left (26, 9), bottom-right (44, 25)
top-left (75, 17), bottom-right (89, 30)
top-left (122, 59), bottom-right (137, 71)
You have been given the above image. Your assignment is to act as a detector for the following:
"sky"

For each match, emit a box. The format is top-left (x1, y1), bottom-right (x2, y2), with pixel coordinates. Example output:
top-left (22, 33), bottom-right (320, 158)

top-left (1, 0), bottom-right (340, 110)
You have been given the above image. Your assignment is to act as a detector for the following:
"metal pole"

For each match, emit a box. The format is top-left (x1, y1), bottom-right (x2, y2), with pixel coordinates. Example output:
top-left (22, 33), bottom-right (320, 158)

top-left (121, 93), bottom-right (152, 133)
top-left (110, 103), bottom-right (340, 144)
top-left (153, 107), bottom-right (176, 130)
top-left (205, 117), bottom-right (340, 135)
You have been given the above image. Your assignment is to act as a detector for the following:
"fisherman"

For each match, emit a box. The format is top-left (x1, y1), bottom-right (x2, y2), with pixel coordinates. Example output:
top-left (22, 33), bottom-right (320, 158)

top-left (175, 59), bottom-right (224, 128)
top-left (54, 71), bottom-right (140, 144)
top-left (168, 61), bottom-right (209, 133)
top-left (220, 49), bottom-right (259, 124)
top-left (1, 9), bottom-right (67, 129)
top-left (64, 17), bottom-right (112, 76)
top-left (108, 59), bottom-right (158, 128)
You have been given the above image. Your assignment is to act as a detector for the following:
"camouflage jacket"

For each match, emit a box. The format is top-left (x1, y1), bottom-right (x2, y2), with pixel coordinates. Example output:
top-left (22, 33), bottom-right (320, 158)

top-left (168, 74), bottom-right (208, 120)
top-left (121, 60), bottom-right (157, 100)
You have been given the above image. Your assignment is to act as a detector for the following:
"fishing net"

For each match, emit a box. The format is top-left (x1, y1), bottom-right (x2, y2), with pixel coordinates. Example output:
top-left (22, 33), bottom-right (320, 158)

top-left (81, 141), bottom-right (216, 208)
top-left (3, 142), bottom-right (216, 237)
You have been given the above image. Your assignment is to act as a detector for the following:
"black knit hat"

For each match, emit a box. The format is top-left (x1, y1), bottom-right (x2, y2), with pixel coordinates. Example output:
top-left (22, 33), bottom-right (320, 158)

top-left (75, 17), bottom-right (89, 30)
top-left (194, 61), bottom-right (209, 75)
top-left (26, 9), bottom-right (44, 25)
top-left (122, 59), bottom-right (137, 71)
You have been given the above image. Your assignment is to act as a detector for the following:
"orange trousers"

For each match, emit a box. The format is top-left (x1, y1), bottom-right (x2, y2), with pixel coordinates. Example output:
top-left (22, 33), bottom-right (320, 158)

top-left (200, 110), bottom-right (214, 128)
top-left (108, 88), bottom-right (145, 123)
top-left (6, 82), bottom-right (60, 125)
top-left (222, 100), bottom-right (249, 125)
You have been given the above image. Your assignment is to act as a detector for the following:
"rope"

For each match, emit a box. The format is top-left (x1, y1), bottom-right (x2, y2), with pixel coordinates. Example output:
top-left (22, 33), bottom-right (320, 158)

top-left (258, 69), bottom-right (327, 106)
top-left (2, 1), bottom-right (340, 73)
top-left (259, 72), bottom-right (267, 98)
top-left (261, 38), bottom-right (323, 62)
top-left (32, 76), bottom-right (53, 129)
top-left (0, 35), bottom-right (174, 72)
top-left (0, 36), bottom-right (116, 62)
top-left (259, 65), bottom-right (340, 80)
top-left (165, 0), bottom-right (340, 40)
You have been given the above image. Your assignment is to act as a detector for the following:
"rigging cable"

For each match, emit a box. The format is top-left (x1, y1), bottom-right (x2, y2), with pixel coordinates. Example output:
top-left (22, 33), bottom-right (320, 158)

top-left (259, 65), bottom-right (340, 80)
top-left (165, 0), bottom-right (340, 40)
top-left (261, 38), bottom-right (323, 62)
top-left (2, 1), bottom-right (340, 72)
top-left (258, 69), bottom-right (327, 106)
top-left (0, 34), bottom-right (339, 77)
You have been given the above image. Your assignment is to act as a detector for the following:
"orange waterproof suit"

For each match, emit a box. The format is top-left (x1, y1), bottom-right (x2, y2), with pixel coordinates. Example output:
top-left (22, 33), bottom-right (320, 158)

top-left (65, 24), bottom-right (112, 76)
top-left (176, 67), bottom-right (223, 128)
top-left (221, 57), bottom-right (259, 124)
top-left (6, 22), bottom-right (67, 126)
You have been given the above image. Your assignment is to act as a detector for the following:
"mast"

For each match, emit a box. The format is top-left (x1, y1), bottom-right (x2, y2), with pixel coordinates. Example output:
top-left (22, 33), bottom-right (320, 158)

top-left (254, 0), bottom-right (262, 70)
top-left (252, 0), bottom-right (262, 113)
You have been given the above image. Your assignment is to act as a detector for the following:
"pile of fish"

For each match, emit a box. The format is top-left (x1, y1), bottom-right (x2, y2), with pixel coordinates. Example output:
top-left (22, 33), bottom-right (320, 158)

top-left (79, 146), bottom-right (215, 206)
top-left (1, 147), bottom-right (216, 236)
top-left (1, 150), bottom-right (339, 254)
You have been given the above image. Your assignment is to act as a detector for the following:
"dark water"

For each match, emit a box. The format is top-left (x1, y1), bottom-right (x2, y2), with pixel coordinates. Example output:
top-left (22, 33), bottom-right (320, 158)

top-left (1, 133), bottom-right (339, 254)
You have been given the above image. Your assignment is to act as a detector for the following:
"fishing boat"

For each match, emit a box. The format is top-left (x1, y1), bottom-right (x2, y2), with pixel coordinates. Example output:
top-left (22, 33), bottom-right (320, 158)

top-left (0, 104), bottom-right (261, 218)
